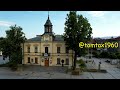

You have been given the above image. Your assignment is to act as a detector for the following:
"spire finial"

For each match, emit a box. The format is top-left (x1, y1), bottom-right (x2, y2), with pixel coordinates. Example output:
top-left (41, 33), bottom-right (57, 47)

top-left (48, 11), bottom-right (49, 20)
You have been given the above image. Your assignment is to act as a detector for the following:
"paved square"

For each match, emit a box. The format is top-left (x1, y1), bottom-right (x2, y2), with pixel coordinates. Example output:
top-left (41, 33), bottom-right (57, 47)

top-left (1, 57), bottom-right (120, 79)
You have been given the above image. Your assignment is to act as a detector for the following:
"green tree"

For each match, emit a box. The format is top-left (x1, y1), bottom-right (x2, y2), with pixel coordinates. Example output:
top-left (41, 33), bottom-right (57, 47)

top-left (78, 59), bottom-right (86, 72)
top-left (99, 51), bottom-right (110, 58)
top-left (109, 53), bottom-right (117, 59)
top-left (117, 54), bottom-right (120, 59)
top-left (92, 51), bottom-right (100, 58)
top-left (63, 11), bottom-right (92, 70)
top-left (0, 25), bottom-right (26, 69)
top-left (0, 38), bottom-right (12, 59)
top-left (0, 37), bottom-right (4, 51)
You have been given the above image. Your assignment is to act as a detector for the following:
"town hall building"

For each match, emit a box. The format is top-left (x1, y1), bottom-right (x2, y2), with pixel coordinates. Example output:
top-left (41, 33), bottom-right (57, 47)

top-left (22, 15), bottom-right (74, 66)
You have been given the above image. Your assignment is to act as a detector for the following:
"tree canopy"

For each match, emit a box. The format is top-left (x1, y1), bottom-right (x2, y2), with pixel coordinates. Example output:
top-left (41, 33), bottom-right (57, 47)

top-left (63, 11), bottom-right (92, 70)
top-left (0, 25), bottom-right (26, 69)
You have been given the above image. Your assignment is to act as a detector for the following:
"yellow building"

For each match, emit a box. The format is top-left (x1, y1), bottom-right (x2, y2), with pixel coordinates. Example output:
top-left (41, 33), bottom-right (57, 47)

top-left (22, 15), bottom-right (74, 67)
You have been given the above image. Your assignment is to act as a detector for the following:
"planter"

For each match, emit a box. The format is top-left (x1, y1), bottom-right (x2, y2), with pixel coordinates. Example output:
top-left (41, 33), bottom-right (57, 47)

top-left (87, 69), bottom-right (98, 72)
top-left (98, 69), bottom-right (107, 73)
top-left (71, 70), bottom-right (80, 75)
top-left (87, 69), bottom-right (107, 73)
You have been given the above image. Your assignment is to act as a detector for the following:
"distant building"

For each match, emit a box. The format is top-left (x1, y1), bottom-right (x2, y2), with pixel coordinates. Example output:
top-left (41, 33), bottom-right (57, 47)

top-left (107, 37), bottom-right (120, 52)
top-left (92, 37), bottom-right (120, 53)
top-left (22, 15), bottom-right (74, 66)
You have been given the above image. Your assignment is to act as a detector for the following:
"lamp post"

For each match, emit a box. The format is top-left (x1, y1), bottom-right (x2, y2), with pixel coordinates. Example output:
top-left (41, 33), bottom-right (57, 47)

top-left (98, 61), bottom-right (101, 71)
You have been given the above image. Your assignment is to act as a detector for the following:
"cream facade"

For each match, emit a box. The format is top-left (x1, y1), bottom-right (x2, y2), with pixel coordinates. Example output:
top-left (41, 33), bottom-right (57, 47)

top-left (22, 16), bottom-right (74, 67)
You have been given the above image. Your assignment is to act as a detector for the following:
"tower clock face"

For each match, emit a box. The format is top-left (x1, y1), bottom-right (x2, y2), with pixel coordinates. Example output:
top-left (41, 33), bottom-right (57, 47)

top-left (44, 35), bottom-right (49, 41)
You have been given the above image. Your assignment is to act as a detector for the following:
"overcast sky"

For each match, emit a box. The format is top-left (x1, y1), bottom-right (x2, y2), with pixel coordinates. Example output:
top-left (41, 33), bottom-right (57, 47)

top-left (0, 11), bottom-right (120, 39)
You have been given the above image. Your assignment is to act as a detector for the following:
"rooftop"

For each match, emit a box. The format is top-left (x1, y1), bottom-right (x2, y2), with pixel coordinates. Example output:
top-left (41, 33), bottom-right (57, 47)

top-left (26, 35), bottom-right (64, 42)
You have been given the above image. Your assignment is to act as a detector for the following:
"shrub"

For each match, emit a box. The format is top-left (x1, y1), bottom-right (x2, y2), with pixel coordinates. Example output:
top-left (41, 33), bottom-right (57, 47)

top-left (115, 52), bottom-right (120, 56)
top-left (99, 51), bottom-right (110, 58)
top-left (115, 52), bottom-right (120, 59)
top-left (78, 59), bottom-right (86, 71)
top-left (0, 61), bottom-right (18, 71)
top-left (0, 63), bottom-right (7, 67)
top-left (92, 52), bottom-right (100, 58)
top-left (7, 60), bottom-right (18, 71)
top-left (109, 53), bottom-right (117, 59)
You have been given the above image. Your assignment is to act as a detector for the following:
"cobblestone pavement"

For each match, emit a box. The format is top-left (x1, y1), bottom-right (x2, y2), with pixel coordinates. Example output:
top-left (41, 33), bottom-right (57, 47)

top-left (0, 67), bottom-right (120, 79)
top-left (22, 65), bottom-right (67, 73)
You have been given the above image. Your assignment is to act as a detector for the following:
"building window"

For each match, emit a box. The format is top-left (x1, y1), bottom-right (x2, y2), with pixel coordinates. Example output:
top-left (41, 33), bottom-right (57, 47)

top-left (35, 57), bottom-right (38, 64)
top-left (45, 47), bottom-right (48, 53)
top-left (31, 59), bottom-right (33, 63)
top-left (49, 27), bottom-right (51, 32)
top-left (27, 46), bottom-right (30, 53)
top-left (28, 57), bottom-right (30, 63)
top-left (45, 27), bottom-right (48, 32)
top-left (66, 47), bottom-right (69, 53)
top-left (57, 58), bottom-right (60, 64)
top-left (57, 47), bottom-right (60, 53)
top-left (35, 46), bottom-right (38, 53)
top-left (66, 58), bottom-right (69, 65)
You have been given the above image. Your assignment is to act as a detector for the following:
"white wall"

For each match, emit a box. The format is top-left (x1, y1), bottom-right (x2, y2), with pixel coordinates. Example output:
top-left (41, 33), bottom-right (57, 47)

top-left (0, 56), bottom-right (9, 64)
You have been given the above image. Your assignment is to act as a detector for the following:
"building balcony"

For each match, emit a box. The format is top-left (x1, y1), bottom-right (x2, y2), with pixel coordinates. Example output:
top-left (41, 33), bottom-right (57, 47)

top-left (42, 53), bottom-right (50, 56)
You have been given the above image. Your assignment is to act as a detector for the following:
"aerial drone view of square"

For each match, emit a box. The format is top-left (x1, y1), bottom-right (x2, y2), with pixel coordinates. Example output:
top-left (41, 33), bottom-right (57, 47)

top-left (0, 11), bottom-right (120, 79)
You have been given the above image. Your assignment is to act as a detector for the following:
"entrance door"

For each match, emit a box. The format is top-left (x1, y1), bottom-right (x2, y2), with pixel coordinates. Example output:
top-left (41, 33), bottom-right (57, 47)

top-left (45, 58), bottom-right (49, 66)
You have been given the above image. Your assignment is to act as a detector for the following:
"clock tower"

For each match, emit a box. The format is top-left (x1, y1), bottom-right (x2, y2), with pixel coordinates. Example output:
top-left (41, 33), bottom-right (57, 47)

top-left (44, 13), bottom-right (53, 34)
top-left (41, 12), bottom-right (54, 41)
